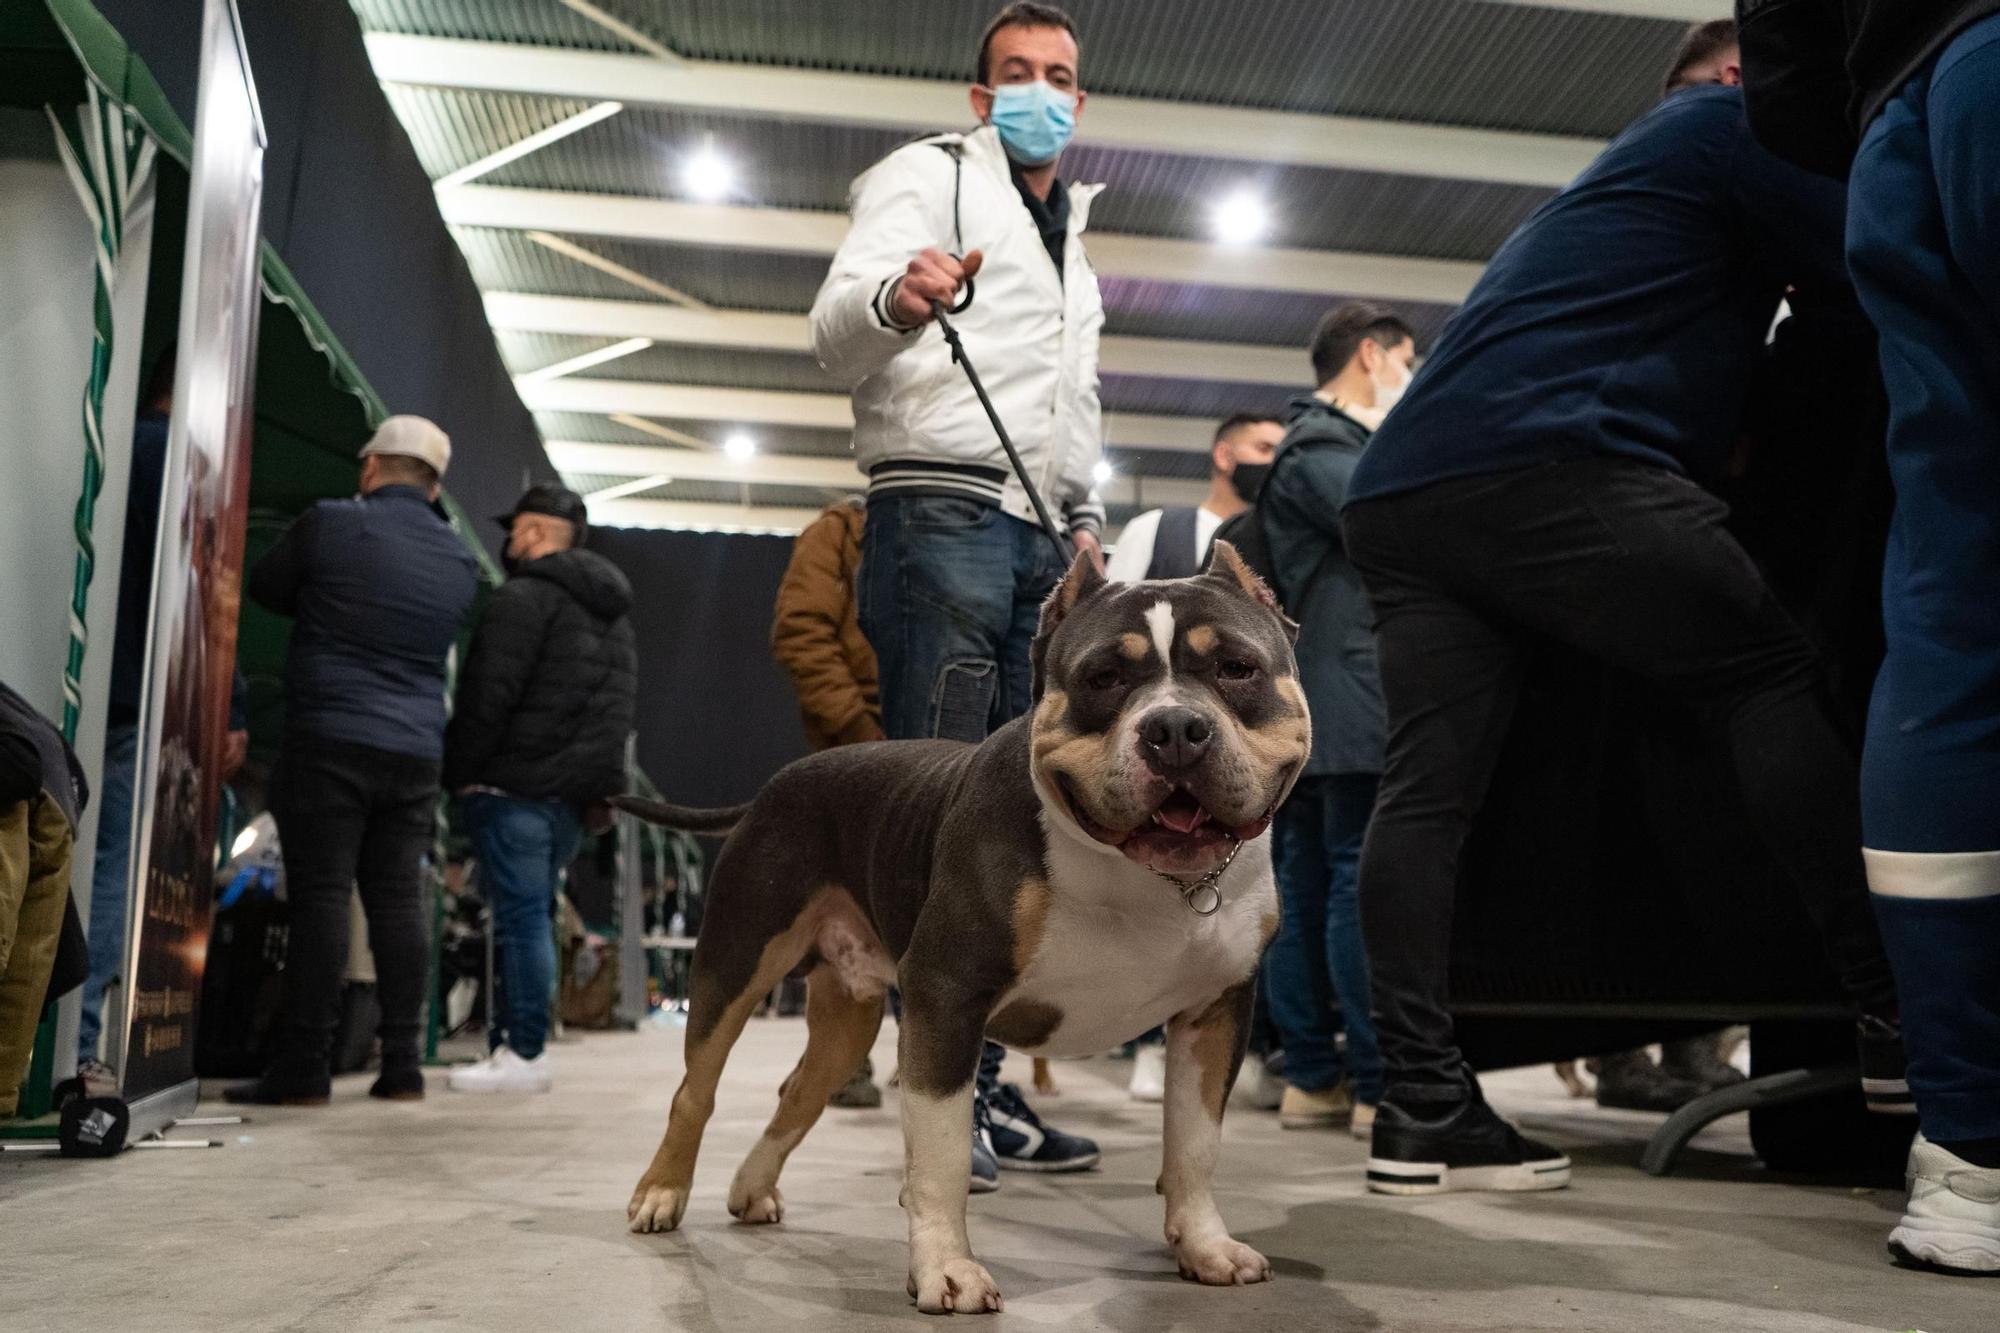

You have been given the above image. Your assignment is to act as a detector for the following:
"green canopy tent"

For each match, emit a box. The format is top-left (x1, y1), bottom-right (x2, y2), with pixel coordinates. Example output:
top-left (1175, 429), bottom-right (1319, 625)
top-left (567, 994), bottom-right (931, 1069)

top-left (1, 0), bottom-right (500, 1121)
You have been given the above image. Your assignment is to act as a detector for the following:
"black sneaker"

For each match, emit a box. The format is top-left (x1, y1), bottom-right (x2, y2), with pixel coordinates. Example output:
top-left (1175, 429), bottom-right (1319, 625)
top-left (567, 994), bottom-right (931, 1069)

top-left (1593, 1050), bottom-right (1705, 1113)
top-left (1367, 1081), bottom-right (1571, 1195)
top-left (985, 1081), bottom-right (1101, 1173)
top-left (369, 1063), bottom-right (426, 1101)
top-left (1858, 1016), bottom-right (1916, 1115)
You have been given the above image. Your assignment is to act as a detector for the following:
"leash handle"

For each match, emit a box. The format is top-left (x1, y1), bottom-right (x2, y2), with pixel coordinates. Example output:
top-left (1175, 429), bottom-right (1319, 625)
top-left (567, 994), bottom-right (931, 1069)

top-left (930, 296), bottom-right (1074, 567)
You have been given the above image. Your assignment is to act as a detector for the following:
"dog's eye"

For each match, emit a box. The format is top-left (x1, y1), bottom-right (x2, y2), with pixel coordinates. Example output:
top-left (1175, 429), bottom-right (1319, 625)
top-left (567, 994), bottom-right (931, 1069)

top-left (1083, 666), bottom-right (1123, 692)
top-left (1217, 658), bottom-right (1259, 682)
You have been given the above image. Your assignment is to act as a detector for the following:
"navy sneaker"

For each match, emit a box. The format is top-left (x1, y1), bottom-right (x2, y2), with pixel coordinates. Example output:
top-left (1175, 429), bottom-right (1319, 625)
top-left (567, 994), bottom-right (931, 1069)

top-left (970, 1091), bottom-right (1000, 1194)
top-left (986, 1081), bottom-right (1101, 1173)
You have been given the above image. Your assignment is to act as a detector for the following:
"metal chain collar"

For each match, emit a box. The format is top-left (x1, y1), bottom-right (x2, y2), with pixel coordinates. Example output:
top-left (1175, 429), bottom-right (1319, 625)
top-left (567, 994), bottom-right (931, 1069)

top-left (1146, 839), bottom-right (1245, 916)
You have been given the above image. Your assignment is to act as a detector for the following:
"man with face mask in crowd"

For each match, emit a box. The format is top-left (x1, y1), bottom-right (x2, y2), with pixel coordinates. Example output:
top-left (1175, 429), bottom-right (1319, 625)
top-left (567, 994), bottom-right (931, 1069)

top-left (1251, 303), bottom-right (1414, 1138)
top-left (1105, 414), bottom-right (1282, 584)
top-left (808, 1), bottom-right (1104, 1191)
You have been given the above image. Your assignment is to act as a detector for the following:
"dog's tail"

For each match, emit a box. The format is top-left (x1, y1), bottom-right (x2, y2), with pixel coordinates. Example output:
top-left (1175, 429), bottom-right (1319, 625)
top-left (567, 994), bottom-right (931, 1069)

top-left (608, 794), bottom-right (754, 835)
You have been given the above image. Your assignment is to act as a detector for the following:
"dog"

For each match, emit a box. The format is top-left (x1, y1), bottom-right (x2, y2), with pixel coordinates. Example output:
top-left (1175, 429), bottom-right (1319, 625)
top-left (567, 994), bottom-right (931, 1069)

top-left (613, 544), bottom-right (1309, 1314)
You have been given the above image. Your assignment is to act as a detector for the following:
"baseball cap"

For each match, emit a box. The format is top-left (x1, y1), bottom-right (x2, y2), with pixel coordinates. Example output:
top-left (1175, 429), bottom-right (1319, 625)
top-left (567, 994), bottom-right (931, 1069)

top-left (359, 415), bottom-right (451, 476)
top-left (496, 481), bottom-right (589, 536)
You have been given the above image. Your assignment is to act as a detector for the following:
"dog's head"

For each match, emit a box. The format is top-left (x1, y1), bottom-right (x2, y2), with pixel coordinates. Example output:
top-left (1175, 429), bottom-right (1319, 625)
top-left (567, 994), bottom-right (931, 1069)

top-left (1029, 542), bottom-right (1311, 875)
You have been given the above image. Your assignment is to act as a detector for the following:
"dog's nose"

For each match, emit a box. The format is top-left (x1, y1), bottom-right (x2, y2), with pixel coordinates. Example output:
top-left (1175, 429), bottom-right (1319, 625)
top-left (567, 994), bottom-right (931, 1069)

top-left (1138, 706), bottom-right (1215, 775)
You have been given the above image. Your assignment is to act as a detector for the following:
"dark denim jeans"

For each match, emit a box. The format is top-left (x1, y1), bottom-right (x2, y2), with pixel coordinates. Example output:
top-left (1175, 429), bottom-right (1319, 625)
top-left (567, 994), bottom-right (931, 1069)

top-left (1847, 14), bottom-right (2000, 1142)
top-left (77, 720), bottom-right (137, 1062)
top-left (464, 792), bottom-right (582, 1061)
top-left (270, 738), bottom-right (441, 1073)
top-left (1268, 773), bottom-right (1384, 1104)
top-left (1343, 455), bottom-right (1897, 1104)
top-left (861, 493), bottom-right (1067, 1114)
top-left (859, 495), bottom-right (1066, 745)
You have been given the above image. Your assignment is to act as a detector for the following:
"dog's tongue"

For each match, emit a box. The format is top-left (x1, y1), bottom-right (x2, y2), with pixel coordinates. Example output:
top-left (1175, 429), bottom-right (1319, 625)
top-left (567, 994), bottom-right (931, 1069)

top-left (1153, 792), bottom-right (1208, 835)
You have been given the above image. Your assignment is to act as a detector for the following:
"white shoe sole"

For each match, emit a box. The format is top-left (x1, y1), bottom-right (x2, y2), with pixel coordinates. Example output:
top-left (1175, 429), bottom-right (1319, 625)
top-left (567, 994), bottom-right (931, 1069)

top-left (1889, 1220), bottom-right (2000, 1274)
top-left (969, 1174), bottom-right (1000, 1194)
top-left (446, 1079), bottom-right (552, 1094)
top-left (1280, 1115), bottom-right (1345, 1131)
top-left (1366, 1154), bottom-right (1572, 1195)
top-left (994, 1150), bottom-right (1101, 1173)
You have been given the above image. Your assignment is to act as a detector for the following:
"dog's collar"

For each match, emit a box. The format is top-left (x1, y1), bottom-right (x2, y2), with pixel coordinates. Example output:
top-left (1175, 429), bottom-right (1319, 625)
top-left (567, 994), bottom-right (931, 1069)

top-left (1144, 840), bottom-right (1244, 916)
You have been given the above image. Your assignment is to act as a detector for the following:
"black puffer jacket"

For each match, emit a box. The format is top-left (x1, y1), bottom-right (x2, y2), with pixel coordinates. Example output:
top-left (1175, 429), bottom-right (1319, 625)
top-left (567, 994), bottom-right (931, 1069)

top-left (444, 549), bottom-right (639, 805)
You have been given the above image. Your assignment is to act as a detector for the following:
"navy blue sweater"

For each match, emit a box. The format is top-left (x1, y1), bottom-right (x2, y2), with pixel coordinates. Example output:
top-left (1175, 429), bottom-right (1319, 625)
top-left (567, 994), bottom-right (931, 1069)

top-left (1348, 86), bottom-right (1848, 505)
top-left (248, 485), bottom-right (478, 760)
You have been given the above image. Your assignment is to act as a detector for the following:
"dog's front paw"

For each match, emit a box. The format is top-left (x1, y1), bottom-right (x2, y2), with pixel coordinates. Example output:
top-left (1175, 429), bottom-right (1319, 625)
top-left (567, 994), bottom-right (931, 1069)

top-left (1174, 1235), bottom-right (1272, 1286)
top-left (628, 1180), bottom-right (688, 1234)
top-left (728, 1183), bottom-right (784, 1225)
top-left (908, 1257), bottom-right (1004, 1314)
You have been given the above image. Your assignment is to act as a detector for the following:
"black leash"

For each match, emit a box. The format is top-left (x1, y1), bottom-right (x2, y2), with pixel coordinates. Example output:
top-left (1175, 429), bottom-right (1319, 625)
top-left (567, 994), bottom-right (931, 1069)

top-left (930, 292), bottom-right (1075, 567)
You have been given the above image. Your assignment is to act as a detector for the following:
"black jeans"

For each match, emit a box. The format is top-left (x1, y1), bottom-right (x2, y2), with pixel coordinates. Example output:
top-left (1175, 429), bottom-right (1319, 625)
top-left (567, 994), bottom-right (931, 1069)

top-left (1342, 456), bottom-right (1898, 1102)
top-left (270, 737), bottom-right (440, 1073)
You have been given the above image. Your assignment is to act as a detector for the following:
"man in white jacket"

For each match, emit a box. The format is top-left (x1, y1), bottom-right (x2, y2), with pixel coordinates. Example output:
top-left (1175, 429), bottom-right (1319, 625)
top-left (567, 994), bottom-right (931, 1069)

top-left (809, 1), bottom-right (1104, 1189)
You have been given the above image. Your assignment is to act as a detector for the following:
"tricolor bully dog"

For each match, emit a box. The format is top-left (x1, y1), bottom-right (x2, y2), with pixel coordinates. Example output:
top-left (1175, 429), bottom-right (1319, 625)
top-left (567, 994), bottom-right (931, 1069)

top-left (615, 544), bottom-right (1309, 1314)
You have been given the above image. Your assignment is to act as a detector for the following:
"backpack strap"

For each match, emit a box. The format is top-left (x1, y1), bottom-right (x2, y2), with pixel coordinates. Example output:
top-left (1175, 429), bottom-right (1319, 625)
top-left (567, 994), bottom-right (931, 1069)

top-left (1145, 507), bottom-right (1205, 580)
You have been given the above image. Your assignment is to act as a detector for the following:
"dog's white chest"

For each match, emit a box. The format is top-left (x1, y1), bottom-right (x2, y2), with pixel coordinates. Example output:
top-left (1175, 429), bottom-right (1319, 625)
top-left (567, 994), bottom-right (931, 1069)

top-left (999, 834), bottom-right (1275, 1059)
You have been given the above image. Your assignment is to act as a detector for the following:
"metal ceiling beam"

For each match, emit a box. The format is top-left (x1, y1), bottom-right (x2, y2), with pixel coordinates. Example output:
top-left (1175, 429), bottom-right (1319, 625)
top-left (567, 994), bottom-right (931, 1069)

top-left (1476, 0), bottom-right (1728, 20)
top-left (485, 292), bottom-right (1306, 386)
top-left (442, 187), bottom-right (1483, 305)
top-left (520, 377), bottom-right (1223, 453)
top-left (587, 496), bottom-right (829, 535)
top-left (545, 439), bottom-right (1213, 507)
top-left (366, 34), bottom-right (1601, 189)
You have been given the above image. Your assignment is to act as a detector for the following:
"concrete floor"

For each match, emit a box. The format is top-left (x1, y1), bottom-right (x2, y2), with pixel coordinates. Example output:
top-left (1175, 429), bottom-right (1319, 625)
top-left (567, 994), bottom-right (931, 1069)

top-left (2, 1019), bottom-right (1982, 1332)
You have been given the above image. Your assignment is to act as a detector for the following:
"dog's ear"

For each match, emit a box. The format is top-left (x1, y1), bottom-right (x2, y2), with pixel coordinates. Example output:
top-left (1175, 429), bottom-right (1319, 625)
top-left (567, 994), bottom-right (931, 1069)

top-left (1204, 540), bottom-right (1278, 612)
top-left (1031, 551), bottom-right (1108, 698)
top-left (1203, 541), bottom-right (1299, 643)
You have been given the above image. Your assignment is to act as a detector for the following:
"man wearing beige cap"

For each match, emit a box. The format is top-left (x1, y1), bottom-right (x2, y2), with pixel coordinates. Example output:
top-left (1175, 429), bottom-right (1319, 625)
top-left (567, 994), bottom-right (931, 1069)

top-left (225, 416), bottom-right (478, 1105)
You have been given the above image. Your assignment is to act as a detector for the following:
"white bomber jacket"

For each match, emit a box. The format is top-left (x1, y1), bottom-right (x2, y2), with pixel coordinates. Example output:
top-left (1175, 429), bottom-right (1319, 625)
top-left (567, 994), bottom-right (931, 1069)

top-left (809, 125), bottom-right (1107, 536)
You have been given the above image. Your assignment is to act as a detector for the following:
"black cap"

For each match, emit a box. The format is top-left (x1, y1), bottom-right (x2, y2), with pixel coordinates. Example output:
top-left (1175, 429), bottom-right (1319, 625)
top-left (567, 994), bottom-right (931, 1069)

top-left (496, 482), bottom-right (589, 536)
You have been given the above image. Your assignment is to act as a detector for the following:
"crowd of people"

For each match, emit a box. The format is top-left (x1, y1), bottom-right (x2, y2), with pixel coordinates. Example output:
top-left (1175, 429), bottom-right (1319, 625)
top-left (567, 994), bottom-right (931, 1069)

top-left (761, 1), bottom-right (2000, 1275)
top-left (4, 0), bottom-right (1995, 1282)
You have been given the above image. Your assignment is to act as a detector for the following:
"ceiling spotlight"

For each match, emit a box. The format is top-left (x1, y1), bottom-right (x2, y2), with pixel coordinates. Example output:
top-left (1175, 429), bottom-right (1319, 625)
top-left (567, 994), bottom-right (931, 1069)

top-left (1212, 189), bottom-right (1271, 245)
top-left (682, 141), bottom-right (737, 202)
top-left (723, 433), bottom-right (757, 460)
top-left (1092, 459), bottom-right (1114, 484)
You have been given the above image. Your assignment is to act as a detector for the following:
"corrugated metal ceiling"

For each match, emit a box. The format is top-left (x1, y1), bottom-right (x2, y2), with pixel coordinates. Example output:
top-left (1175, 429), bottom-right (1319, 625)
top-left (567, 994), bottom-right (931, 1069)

top-left (356, 0), bottom-right (1696, 531)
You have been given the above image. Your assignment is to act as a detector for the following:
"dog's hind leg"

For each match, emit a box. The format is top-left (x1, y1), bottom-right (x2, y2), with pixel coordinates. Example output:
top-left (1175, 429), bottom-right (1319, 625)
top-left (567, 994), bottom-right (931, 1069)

top-left (727, 965), bottom-right (885, 1224)
top-left (628, 897), bottom-right (826, 1235)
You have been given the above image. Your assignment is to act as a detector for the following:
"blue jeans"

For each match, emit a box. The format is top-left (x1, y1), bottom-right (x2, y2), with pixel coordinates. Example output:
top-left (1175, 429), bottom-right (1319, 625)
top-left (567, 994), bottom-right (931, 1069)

top-left (464, 793), bottom-right (582, 1062)
top-left (861, 494), bottom-right (1066, 1111)
top-left (1267, 773), bottom-right (1384, 1104)
top-left (859, 495), bottom-right (1066, 745)
top-left (1848, 13), bottom-right (2000, 1143)
top-left (77, 721), bottom-right (138, 1063)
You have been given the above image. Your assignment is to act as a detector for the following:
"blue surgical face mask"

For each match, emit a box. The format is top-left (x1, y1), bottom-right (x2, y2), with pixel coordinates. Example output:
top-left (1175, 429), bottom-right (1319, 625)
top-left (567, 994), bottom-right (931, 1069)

top-left (986, 80), bottom-right (1076, 167)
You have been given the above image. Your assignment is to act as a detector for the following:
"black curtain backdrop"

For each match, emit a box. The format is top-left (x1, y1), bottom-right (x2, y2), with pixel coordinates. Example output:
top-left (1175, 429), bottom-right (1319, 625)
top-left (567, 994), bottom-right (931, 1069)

top-left (95, 0), bottom-right (553, 558)
top-left (590, 528), bottom-right (810, 807)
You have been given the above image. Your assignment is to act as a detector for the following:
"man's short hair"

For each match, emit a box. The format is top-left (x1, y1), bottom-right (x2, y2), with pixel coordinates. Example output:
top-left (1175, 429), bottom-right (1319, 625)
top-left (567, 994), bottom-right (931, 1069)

top-left (1213, 412), bottom-right (1280, 448)
top-left (1662, 19), bottom-right (1737, 94)
top-left (1309, 303), bottom-right (1416, 385)
top-left (976, 2), bottom-right (1078, 85)
top-left (372, 453), bottom-right (440, 489)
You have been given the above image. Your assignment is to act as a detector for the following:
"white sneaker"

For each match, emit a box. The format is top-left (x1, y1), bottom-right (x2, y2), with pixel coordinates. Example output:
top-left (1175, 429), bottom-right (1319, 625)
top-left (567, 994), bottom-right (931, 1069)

top-left (446, 1047), bottom-right (552, 1094)
top-left (1129, 1043), bottom-right (1166, 1103)
top-left (1889, 1133), bottom-right (2000, 1274)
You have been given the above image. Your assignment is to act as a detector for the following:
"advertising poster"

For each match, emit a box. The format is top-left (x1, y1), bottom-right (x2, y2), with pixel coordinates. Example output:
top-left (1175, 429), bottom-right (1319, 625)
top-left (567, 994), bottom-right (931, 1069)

top-left (121, 0), bottom-right (265, 1111)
